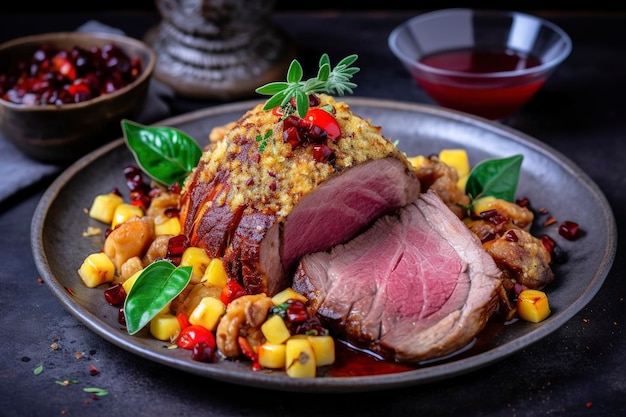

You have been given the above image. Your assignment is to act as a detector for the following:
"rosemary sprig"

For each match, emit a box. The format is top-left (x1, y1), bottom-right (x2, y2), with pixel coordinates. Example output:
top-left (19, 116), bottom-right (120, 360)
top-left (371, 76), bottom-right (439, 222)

top-left (255, 53), bottom-right (359, 118)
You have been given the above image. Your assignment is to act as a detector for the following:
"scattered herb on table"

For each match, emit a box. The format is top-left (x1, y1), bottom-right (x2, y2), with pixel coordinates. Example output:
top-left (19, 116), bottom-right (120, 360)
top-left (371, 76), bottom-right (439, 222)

top-left (83, 387), bottom-right (109, 397)
top-left (33, 364), bottom-right (43, 375)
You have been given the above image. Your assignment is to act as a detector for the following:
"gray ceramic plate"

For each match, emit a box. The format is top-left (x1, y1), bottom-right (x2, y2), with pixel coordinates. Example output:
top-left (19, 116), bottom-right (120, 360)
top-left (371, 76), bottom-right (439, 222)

top-left (31, 98), bottom-right (617, 392)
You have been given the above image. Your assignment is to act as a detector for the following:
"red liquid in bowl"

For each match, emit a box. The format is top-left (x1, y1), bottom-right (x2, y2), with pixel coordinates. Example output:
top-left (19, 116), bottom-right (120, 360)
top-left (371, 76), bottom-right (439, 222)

top-left (415, 49), bottom-right (545, 120)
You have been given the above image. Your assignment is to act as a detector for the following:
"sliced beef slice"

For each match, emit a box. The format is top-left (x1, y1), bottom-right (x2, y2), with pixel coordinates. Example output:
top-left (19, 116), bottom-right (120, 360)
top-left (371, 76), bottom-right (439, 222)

top-left (293, 190), bottom-right (502, 363)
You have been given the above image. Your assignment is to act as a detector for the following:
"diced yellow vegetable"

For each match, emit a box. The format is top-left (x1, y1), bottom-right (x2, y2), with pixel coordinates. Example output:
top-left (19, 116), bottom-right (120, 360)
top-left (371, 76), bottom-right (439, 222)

top-left (150, 313), bottom-right (181, 341)
top-left (261, 314), bottom-right (291, 345)
top-left (285, 338), bottom-right (316, 378)
top-left (439, 148), bottom-right (470, 177)
top-left (271, 287), bottom-right (307, 305)
top-left (122, 269), bottom-right (143, 294)
top-left (471, 196), bottom-right (497, 217)
top-left (111, 203), bottom-right (143, 229)
top-left (307, 335), bottom-right (335, 366)
top-left (202, 258), bottom-right (228, 288)
top-left (517, 289), bottom-right (551, 323)
top-left (88, 193), bottom-right (124, 224)
top-left (188, 296), bottom-right (225, 331)
top-left (407, 155), bottom-right (426, 169)
top-left (180, 247), bottom-right (211, 278)
top-left (258, 343), bottom-right (287, 369)
top-left (78, 252), bottom-right (116, 288)
top-left (457, 174), bottom-right (468, 192)
top-left (154, 216), bottom-right (181, 236)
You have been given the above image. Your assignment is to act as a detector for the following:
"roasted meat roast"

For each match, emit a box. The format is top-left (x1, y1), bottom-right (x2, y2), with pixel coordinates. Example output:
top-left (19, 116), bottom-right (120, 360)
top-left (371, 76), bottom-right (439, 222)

top-left (178, 94), bottom-right (502, 363)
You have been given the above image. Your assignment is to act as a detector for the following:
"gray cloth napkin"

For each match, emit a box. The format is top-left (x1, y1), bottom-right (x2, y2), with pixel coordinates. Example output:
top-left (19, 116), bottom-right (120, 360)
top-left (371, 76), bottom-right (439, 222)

top-left (0, 21), bottom-right (173, 203)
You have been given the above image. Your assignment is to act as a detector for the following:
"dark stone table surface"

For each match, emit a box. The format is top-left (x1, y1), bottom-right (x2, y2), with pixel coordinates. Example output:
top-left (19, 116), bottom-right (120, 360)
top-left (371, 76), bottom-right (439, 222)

top-left (1, 9), bottom-right (624, 417)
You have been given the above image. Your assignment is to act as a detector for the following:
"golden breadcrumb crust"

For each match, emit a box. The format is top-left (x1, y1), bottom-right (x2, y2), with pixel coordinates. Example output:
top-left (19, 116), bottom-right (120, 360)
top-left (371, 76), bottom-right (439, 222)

top-left (183, 94), bottom-right (411, 219)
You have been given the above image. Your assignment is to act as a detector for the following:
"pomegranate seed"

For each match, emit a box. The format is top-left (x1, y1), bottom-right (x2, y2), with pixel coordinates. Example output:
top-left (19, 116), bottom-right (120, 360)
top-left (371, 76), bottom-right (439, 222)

top-left (515, 196), bottom-right (531, 209)
top-left (285, 300), bottom-right (308, 323)
top-left (480, 232), bottom-right (497, 244)
top-left (118, 307), bottom-right (126, 326)
top-left (104, 284), bottom-right (126, 306)
top-left (480, 209), bottom-right (508, 226)
top-left (541, 234), bottom-right (556, 255)
top-left (283, 125), bottom-right (301, 147)
top-left (167, 234), bottom-right (189, 260)
top-left (168, 182), bottom-right (181, 194)
top-left (191, 341), bottom-right (216, 362)
top-left (294, 316), bottom-right (327, 336)
top-left (164, 207), bottom-right (179, 218)
top-left (559, 221), bottom-right (581, 240)
top-left (504, 230), bottom-right (518, 242)
top-left (312, 143), bottom-right (335, 163)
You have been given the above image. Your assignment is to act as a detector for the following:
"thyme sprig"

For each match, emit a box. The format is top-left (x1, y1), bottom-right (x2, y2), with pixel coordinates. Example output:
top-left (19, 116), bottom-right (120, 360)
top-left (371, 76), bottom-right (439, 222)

top-left (255, 129), bottom-right (274, 153)
top-left (255, 53), bottom-right (359, 118)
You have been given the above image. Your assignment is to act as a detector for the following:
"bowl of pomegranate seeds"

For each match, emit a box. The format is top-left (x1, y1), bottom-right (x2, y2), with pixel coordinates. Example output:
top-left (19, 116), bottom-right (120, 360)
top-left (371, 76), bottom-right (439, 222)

top-left (0, 31), bottom-right (156, 163)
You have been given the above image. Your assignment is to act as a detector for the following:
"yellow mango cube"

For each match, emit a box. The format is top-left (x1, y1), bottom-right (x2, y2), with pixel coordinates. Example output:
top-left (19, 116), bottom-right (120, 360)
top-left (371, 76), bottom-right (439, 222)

top-left (257, 343), bottom-right (287, 369)
top-left (188, 296), bottom-right (225, 331)
top-left (271, 287), bottom-right (307, 305)
top-left (180, 247), bottom-right (211, 278)
top-left (307, 335), bottom-right (335, 366)
top-left (150, 313), bottom-right (181, 341)
top-left (202, 258), bottom-right (228, 288)
top-left (78, 253), bottom-right (115, 288)
top-left (261, 314), bottom-right (291, 345)
top-left (407, 155), bottom-right (426, 169)
top-left (88, 193), bottom-right (124, 224)
top-left (285, 338), bottom-right (316, 378)
top-left (154, 216), bottom-right (181, 236)
top-left (517, 289), bottom-right (551, 323)
top-left (457, 174), bottom-right (468, 192)
top-left (111, 203), bottom-right (143, 229)
top-left (122, 269), bottom-right (143, 294)
top-left (439, 149), bottom-right (470, 177)
top-left (471, 196), bottom-right (497, 217)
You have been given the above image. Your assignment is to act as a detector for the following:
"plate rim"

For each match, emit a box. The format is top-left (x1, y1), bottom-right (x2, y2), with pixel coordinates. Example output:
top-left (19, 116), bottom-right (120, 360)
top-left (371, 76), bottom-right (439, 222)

top-left (31, 97), bottom-right (618, 392)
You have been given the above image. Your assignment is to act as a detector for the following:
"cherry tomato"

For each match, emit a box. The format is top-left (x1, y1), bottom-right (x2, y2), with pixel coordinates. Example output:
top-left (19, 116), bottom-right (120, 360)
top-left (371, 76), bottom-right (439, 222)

top-left (304, 108), bottom-right (341, 140)
top-left (220, 280), bottom-right (247, 305)
top-left (175, 325), bottom-right (215, 350)
top-left (176, 312), bottom-right (190, 329)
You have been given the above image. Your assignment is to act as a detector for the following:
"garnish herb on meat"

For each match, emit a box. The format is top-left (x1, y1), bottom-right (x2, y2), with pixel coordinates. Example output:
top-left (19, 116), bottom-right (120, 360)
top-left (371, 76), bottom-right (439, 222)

top-left (255, 53), bottom-right (359, 118)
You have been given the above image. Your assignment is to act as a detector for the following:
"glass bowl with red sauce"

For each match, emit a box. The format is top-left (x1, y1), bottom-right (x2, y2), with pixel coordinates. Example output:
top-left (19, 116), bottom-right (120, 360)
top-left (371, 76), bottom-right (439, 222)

top-left (388, 9), bottom-right (572, 120)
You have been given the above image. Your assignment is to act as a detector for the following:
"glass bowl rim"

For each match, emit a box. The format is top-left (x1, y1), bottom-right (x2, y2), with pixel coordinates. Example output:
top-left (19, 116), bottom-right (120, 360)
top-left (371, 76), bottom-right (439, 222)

top-left (388, 8), bottom-right (573, 79)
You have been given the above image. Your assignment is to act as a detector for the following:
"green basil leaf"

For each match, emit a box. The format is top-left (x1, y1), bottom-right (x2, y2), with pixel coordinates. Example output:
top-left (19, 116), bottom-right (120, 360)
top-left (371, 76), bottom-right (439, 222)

top-left (121, 119), bottom-right (202, 188)
top-left (123, 260), bottom-right (192, 335)
top-left (465, 154), bottom-right (523, 202)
